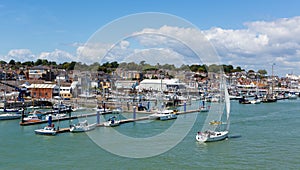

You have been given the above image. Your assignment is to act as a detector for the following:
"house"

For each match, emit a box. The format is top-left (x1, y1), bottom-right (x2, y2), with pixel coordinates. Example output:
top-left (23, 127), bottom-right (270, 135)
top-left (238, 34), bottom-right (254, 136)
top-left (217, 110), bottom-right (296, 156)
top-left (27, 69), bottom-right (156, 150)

top-left (29, 66), bottom-right (51, 80)
top-left (59, 86), bottom-right (72, 100)
top-left (27, 83), bottom-right (58, 99)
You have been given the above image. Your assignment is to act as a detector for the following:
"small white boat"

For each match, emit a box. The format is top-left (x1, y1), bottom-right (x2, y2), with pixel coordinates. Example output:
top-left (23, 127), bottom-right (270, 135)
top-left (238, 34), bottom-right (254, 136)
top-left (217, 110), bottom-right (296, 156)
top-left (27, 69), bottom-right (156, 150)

top-left (149, 110), bottom-right (177, 121)
top-left (23, 114), bottom-right (41, 122)
top-left (34, 126), bottom-right (57, 136)
top-left (70, 120), bottom-right (97, 132)
top-left (45, 114), bottom-right (66, 120)
top-left (0, 113), bottom-right (22, 120)
top-left (288, 93), bottom-right (297, 99)
top-left (250, 99), bottom-right (261, 104)
top-left (0, 108), bottom-right (20, 112)
top-left (103, 116), bottom-right (120, 127)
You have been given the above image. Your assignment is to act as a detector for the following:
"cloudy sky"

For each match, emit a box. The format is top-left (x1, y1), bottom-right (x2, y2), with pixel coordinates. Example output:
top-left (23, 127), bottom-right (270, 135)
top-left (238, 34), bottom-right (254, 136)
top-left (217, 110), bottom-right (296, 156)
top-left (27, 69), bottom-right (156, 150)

top-left (1, 0), bottom-right (300, 76)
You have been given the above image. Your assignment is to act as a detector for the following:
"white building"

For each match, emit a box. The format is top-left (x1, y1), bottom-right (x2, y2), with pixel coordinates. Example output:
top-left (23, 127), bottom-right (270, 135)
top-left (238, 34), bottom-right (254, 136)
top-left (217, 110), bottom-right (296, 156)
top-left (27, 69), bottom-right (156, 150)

top-left (138, 79), bottom-right (186, 91)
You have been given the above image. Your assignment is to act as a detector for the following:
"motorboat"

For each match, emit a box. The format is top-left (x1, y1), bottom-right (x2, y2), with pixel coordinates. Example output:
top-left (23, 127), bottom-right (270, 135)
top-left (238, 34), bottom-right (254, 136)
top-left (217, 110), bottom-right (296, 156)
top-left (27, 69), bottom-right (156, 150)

top-left (0, 113), bottom-right (21, 120)
top-left (45, 113), bottom-right (66, 121)
top-left (34, 126), bottom-right (57, 136)
top-left (288, 92), bottom-right (297, 99)
top-left (0, 108), bottom-right (20, 112)
top-left (149, 110), bottom-right (177, 121)
top-left (34, 115), bottom-right (57, 135)
top-left (250, 99), bottom-right (261, 104)
top-left (103, 116), bottom-right (120, 127)
top-left (70, 120), bottom-right (97, 132)
top-left (23, 114), bottom-right (41, 122)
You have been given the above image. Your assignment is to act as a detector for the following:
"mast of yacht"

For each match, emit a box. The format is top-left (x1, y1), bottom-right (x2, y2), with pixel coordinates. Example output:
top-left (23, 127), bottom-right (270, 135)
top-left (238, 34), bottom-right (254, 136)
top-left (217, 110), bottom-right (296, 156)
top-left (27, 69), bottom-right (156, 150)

top-left (271, 63), bottom-right (275, 97)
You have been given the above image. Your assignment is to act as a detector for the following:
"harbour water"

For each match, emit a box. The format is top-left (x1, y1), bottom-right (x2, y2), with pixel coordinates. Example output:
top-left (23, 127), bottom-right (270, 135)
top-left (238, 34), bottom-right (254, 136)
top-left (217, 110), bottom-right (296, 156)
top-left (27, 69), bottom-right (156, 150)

top-left (1, 99), bottom-right (300, 169)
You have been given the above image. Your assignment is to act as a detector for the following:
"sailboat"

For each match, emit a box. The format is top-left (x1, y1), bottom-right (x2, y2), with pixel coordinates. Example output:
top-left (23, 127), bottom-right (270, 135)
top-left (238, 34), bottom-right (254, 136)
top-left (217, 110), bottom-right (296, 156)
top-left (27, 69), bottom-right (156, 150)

top-left (196, 81), bottom-right (230, 142)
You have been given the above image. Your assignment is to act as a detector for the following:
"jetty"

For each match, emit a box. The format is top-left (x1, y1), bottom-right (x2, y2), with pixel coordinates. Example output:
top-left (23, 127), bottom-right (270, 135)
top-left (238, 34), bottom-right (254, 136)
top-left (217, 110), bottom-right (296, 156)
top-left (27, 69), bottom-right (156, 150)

top-left (20, 108), bottom-right (201, 136)
top-left (19, 111), bottom-right (113, 126)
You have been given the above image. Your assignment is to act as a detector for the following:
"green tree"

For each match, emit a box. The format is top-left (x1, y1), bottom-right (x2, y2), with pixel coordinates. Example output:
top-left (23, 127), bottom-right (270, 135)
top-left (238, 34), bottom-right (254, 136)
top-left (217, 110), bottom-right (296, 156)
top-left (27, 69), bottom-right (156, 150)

top-left (35, 59), bottom-right (43, 66)
top-left (258, 69), bottom-right (267, 76)
top-left (9, 59), bottom-right (16, 65)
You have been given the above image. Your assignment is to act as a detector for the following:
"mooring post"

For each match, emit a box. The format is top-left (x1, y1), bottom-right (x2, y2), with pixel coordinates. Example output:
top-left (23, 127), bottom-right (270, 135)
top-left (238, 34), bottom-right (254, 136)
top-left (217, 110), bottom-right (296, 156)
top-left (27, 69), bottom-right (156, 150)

top-left (133, 106), bottom-right (136, 119)
top-left (97, 111), bottom-right (100, 124)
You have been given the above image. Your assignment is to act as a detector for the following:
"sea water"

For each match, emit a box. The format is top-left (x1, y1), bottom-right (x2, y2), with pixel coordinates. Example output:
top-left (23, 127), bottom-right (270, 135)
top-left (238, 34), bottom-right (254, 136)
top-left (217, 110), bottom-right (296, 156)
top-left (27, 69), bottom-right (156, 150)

top-left (0, 99), bottom-right (299, 169)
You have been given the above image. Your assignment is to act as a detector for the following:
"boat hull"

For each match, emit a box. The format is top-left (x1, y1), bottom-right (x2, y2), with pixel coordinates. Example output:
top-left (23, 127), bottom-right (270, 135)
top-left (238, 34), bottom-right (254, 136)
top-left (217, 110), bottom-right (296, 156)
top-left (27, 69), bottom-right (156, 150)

top-left (159, 114), bottom-right (177, 121)
top-left (0, 114), bottom-right (21, 120)
top-left (70, 123), bottom-right (97, 132)
top-left (34, 129), bottom-right (56, 136)
top-left (103, 121), bottom-right (120, 127)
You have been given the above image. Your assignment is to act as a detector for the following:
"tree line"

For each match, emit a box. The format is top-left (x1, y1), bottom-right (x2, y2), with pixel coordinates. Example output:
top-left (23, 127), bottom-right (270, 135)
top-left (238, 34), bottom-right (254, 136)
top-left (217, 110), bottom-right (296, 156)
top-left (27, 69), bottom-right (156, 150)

top-left (0, 59), bottom-right (268, 75)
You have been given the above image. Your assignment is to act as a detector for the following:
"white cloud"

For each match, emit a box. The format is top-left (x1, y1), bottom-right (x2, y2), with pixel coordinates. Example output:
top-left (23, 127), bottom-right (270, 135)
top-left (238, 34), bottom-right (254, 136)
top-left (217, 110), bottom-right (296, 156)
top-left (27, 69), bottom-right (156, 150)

top-left (3, 49), bottom-right (36, 62)
top-left (1, 48), bottom-right (75, 64)
top-left (76, 42), bottom-right (111, 64)
top-left (204, 16), bottom-right (300, 75)
top-left (124, 48), bottom-right (185, 67)
top-left (38, 49), bottom-right (74, 63)
top-left (3, 16), bottom-right (300, 76)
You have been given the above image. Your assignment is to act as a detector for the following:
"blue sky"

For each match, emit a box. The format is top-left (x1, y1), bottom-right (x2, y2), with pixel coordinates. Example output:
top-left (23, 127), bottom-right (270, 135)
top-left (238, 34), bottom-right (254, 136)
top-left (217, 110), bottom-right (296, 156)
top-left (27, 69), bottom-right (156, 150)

top-left (1, 0), bottom-right (300, 76)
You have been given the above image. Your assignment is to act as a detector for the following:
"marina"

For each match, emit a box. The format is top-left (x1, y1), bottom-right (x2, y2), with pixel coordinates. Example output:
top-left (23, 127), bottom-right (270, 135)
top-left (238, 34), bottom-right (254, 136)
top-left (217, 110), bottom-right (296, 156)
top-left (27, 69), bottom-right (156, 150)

top-left (0, 98), bottom-right (299, 169)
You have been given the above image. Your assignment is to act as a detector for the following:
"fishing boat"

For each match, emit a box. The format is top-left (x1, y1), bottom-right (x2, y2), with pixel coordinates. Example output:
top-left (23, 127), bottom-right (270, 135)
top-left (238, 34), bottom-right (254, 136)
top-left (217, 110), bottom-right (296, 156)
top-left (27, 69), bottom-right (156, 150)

top-left (70, 120), bottom-right (97, 132)
top-left (103, 116), bottom-right (120, 127)
top-left (34, 116), bottom-right (57, 135)
top-left (196, 79), bottom-right (230, 143)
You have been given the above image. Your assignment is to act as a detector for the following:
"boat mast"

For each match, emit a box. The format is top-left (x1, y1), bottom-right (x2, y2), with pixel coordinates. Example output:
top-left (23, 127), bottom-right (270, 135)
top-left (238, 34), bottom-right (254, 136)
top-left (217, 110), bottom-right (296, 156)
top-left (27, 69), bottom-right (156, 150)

top-left (272, 63), bottom-right (275, 96)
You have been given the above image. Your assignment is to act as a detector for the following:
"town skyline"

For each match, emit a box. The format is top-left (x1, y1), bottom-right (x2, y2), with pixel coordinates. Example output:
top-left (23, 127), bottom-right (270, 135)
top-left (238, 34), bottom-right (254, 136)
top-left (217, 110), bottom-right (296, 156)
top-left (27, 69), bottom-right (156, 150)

top-left (1, 1), bottom-right (300, 76)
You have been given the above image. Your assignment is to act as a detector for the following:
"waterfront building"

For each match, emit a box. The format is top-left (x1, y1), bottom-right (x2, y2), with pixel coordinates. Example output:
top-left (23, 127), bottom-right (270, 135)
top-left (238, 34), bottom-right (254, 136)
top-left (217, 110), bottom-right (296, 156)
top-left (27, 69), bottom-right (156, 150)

top-left (27, 83), bottom-right (58, 99)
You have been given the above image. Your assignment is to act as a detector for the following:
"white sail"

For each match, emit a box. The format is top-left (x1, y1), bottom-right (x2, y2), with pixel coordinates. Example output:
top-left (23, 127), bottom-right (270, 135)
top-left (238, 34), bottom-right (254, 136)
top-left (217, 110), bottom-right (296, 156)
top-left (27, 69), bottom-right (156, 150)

top-left (201, 75), bottom-right (226, 132)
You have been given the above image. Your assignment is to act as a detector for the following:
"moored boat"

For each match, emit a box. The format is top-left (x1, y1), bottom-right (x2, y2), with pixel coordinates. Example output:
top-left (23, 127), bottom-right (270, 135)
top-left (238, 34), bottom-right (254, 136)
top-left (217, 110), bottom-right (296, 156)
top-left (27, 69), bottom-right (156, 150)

top-left (0, 113), bottom-right (22, 120)
top-left (34, 126), bottom-right (57, 136)
top-left (34, 115), bottom-right (57, 135)
top-left (23, 114), bottom-right (41, 122)
top-left (149, 110), bottom-right (177, 120)
top-left (103, 116), bottom-right (120, 127)
top-left (70, 120), bottom-right (97, 132)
